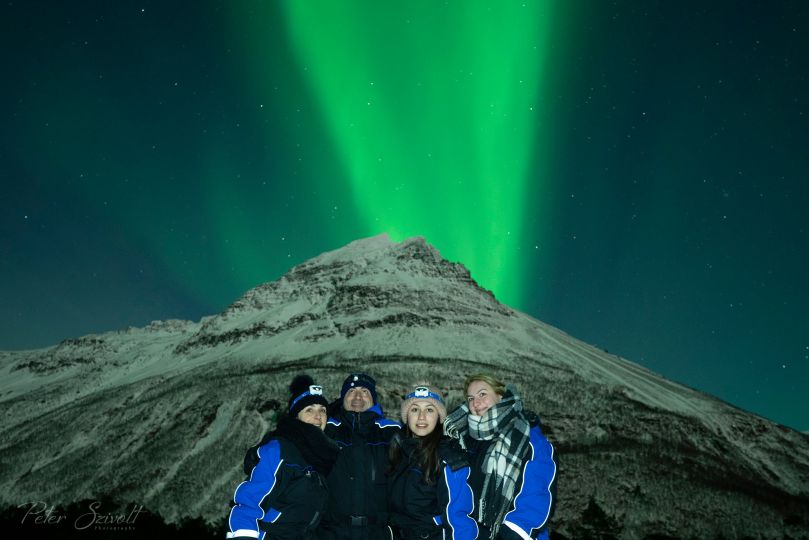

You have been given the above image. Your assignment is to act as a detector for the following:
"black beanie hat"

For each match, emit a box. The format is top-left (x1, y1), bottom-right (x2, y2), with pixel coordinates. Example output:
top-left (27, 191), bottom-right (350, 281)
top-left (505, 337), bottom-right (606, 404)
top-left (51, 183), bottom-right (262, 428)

top-left (288, 374), bottom-right (329, 418)
top-left (340, 373), bottom-right (377, 404)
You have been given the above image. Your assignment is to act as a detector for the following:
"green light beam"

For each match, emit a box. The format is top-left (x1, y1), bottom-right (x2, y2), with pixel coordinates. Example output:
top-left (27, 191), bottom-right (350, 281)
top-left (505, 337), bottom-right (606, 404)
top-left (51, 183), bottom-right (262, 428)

top-left (280, 1), bottom-right (556, 306)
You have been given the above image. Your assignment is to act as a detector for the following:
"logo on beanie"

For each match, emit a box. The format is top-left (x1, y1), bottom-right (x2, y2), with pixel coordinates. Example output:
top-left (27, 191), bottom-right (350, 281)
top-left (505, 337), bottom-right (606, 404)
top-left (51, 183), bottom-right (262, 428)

top-left (406, 387), bottom-right (444, 403)
top-left (290, 385), bottom-right (325, 410)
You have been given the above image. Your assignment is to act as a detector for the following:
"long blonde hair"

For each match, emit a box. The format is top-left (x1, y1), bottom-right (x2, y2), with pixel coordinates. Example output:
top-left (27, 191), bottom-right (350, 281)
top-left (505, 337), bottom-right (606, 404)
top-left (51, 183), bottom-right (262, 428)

top-left (463, 373), bottom-right (506, 398)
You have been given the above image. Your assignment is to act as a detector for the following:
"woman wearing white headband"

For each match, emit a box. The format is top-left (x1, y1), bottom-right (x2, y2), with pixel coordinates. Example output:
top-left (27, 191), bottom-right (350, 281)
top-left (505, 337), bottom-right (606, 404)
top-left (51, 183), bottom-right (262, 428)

top-left (387, 383), bottom-right (478, 540)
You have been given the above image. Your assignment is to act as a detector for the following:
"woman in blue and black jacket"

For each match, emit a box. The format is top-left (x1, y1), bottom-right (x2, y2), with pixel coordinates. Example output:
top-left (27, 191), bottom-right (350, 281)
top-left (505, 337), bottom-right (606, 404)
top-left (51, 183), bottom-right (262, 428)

top-left (443, 374), bottom-right (557, 540)
top-left (227, 374), bottom-right (339, 540)
top-left (388, 383), bottom-right (478, 540)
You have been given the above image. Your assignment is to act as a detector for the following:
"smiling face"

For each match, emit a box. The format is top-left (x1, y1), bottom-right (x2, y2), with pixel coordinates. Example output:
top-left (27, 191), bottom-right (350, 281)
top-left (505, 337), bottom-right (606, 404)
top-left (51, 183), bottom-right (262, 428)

top-left (406, 401), bottom-right (440, 437)
top-left (297, 404), bottom-right (327, 430)
top-left (343, 386), bottom-right (373, 412)
top-left (466, 380), bottom-right (503, 416)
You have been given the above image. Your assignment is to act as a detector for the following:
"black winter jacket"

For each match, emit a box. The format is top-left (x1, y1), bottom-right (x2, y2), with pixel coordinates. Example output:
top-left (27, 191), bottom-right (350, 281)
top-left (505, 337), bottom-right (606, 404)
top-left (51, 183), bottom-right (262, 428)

top-left (388, 436), bottom-right (478, 540)
top-left (462, 420), bottom-right (556, 540)
top-left (318, 403), bottom-right (401, 540)
top-left (227, 432), bottom-right (329, 539)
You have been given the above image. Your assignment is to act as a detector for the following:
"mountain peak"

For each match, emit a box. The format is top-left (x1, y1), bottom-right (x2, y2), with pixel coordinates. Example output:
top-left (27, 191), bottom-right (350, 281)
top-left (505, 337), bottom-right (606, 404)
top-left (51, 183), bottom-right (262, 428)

top-left (224, 233), bottom-right (488, 318)
top-left (307, 232), bottom-right (396, 264)
top-left (186, 234), bottom-right (503, 352)
top-left (294, 233), bottom-right (442, 271)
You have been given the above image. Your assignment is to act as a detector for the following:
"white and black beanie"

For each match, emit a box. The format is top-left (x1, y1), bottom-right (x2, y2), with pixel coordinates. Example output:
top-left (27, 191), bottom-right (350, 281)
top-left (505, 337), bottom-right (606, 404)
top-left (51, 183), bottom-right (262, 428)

top-left (288, 374), bottom-right (329, 418)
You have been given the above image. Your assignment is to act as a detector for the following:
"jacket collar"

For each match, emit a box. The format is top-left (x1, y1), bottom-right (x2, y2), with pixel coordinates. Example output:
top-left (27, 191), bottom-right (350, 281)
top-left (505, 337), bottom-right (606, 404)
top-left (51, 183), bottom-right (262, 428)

top-left (339, 402), bottom-right (384, 429)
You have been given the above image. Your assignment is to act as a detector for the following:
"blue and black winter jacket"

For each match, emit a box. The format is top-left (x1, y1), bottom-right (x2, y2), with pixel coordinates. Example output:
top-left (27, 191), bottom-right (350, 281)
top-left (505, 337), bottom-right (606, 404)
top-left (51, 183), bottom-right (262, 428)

top-left (388, 436), bottom-right (478, 540)
top-left (227, 435), bottom-right (328, 539)
top-left (466, 424), bottom-right (557, 540)
top-left (319, 403), bottom-right (400, 539)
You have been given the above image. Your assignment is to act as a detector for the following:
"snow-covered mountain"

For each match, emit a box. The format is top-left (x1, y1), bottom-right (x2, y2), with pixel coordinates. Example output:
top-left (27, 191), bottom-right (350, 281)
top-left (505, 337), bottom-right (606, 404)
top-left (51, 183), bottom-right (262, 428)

top-left (1, 234), bottom-right (808, 538)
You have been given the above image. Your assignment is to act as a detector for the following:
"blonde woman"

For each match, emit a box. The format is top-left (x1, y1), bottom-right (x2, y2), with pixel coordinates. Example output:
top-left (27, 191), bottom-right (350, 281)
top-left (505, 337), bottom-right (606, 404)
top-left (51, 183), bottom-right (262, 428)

top-left (443, 374), bottom-right (557, 540)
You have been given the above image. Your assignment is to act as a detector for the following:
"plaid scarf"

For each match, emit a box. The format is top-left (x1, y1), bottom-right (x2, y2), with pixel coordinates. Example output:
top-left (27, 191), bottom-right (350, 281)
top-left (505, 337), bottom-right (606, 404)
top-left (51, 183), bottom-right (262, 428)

top-left (443, 388), bottom-right (531, 539)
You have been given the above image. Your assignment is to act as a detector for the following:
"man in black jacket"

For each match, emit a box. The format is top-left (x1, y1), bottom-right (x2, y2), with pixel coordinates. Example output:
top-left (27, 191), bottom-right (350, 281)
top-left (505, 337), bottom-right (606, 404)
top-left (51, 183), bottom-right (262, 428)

top-left (318, 373), bottom-right (401, 540)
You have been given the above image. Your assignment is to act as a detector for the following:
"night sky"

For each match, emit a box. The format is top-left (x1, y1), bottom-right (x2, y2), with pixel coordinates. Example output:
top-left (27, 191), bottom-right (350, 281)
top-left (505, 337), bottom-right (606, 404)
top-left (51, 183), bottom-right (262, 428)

top-left (2, 1), bottom-right (807, 431)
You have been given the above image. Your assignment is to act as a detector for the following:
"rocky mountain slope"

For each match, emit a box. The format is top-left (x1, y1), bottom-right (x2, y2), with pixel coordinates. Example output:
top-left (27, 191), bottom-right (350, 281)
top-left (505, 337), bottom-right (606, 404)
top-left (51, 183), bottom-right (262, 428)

top-left (1, 234), bottom-right (808, 538)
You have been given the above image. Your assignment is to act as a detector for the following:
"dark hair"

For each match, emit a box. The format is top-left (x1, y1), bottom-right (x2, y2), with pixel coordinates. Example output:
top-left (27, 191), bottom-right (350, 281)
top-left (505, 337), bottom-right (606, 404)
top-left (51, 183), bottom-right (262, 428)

top-left (388, 424), bottom-right (443, 485)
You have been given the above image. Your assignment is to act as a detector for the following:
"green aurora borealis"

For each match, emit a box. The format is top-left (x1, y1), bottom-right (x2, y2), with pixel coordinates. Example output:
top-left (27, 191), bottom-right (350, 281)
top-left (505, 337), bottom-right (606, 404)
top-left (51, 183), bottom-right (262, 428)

top-left (2, 1), bottom-right (808, 430)
top-left (281, 2), bottom-right (557, 304)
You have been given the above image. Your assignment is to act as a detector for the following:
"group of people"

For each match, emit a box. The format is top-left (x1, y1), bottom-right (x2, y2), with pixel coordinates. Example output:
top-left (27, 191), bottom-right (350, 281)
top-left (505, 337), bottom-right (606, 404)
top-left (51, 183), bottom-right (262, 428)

top-left (226, 372), bottom-right (557, 540)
